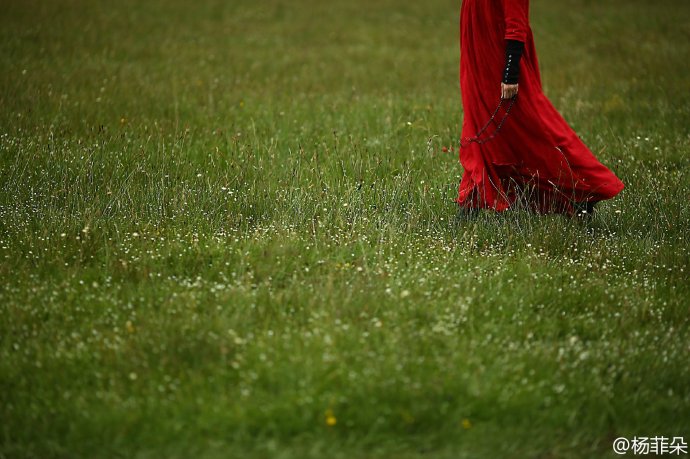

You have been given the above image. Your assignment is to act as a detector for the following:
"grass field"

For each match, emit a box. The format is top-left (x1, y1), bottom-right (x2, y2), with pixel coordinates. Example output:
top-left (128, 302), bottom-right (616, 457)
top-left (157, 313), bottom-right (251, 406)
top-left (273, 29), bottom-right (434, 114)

top-left (1, 0), bottom-right (689, 457)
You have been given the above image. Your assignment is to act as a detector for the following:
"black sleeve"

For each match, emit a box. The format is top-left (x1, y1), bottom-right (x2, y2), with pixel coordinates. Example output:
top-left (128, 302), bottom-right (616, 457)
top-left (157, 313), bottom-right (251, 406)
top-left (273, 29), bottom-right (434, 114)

top-left (503, 39), bottom-right (525, 85)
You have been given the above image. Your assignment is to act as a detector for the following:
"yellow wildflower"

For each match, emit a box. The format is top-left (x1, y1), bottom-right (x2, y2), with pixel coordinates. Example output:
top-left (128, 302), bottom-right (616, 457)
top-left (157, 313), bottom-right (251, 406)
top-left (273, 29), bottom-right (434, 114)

top-left (325, 409), bottom-right (337, 427)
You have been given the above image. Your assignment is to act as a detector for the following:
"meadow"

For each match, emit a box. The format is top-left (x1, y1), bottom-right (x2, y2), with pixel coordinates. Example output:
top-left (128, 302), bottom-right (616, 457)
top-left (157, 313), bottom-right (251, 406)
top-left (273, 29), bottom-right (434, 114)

top-left (1, 0), bottom-right (689, 457)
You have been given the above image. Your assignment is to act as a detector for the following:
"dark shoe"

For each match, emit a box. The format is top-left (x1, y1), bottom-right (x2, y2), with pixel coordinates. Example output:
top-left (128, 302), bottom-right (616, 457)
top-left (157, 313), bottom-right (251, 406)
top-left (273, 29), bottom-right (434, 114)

top-left (573, 200), bottom-right (598, 219)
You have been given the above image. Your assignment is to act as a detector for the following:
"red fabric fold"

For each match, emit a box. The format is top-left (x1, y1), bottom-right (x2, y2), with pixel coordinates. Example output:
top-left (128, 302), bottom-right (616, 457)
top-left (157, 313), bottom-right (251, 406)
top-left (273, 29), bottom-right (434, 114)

top-left (502, 0), bottom-right (530, 42)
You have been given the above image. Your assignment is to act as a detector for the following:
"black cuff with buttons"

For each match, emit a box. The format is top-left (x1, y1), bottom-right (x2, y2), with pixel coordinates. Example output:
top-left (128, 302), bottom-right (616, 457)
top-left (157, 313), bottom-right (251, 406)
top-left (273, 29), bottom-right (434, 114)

top-left (503, 39), bottom-right (525, 85)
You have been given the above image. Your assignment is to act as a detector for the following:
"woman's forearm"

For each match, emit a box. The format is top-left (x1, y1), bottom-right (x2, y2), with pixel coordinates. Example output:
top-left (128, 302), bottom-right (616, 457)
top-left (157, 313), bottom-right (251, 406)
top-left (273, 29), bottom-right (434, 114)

top-left (503, 39), bottom-right (525, 84)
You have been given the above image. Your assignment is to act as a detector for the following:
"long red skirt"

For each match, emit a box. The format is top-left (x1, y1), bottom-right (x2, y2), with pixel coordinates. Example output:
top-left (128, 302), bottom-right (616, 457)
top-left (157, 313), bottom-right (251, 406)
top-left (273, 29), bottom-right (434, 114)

top-left (457, 0), bottom-right (624, 214)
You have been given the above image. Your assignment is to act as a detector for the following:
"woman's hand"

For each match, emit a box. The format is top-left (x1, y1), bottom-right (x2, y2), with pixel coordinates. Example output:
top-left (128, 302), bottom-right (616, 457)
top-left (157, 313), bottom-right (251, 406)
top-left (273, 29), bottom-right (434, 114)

top-left (501, 83), bottom-right (519, 99)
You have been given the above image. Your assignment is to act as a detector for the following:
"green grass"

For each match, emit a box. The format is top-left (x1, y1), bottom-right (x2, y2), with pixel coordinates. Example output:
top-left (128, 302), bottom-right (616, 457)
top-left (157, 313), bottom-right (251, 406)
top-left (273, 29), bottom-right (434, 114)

top-left (1, 0), bottom-right (689, 457)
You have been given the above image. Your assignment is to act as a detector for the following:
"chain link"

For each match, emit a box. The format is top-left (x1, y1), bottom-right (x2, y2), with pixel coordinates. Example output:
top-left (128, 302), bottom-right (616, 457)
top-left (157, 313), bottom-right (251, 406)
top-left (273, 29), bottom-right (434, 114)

top-left (460, 96), bottom-right (517, 149)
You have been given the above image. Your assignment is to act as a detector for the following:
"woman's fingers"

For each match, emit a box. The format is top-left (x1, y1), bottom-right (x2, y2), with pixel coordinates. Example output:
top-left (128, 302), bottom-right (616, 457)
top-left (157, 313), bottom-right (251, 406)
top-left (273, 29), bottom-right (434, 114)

top-left (500, 83), bottom-right (519, 99)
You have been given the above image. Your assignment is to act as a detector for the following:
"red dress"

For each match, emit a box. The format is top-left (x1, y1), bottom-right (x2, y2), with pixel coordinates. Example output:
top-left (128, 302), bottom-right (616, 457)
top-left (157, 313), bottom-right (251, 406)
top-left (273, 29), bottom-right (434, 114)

top-left (457, 0), bottom-right (624, 214)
